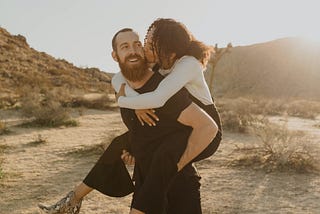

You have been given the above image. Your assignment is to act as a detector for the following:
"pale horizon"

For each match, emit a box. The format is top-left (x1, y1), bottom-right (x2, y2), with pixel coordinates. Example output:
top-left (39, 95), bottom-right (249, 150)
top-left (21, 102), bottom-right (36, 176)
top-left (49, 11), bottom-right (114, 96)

top-left (1, 0), bottom-right (319, 73)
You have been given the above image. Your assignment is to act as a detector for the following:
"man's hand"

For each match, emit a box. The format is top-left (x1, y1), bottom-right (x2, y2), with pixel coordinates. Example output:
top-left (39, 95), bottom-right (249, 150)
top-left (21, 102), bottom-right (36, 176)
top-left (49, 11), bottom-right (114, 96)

top-left (135, 109), bottom-right (159, 126)
top-left (116, 83), bottom-right (126, 101)
top-left (121, 150), bottom-right (135, 165)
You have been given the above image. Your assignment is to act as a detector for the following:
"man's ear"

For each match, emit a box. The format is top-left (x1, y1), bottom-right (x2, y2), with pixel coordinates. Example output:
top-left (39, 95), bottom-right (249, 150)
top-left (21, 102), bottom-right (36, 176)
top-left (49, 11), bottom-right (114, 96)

top-left (112, 51), bottom-right (118, 62)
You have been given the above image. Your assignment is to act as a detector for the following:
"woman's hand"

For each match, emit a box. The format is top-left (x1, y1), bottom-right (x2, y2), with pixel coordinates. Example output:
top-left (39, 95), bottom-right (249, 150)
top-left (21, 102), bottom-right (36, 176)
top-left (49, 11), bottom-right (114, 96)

top-left (116, 83), bottom-right (126, 101)
top-left (135, 109), bottom-right (159, 126)
top-left (121, 150), bottom-right (135, 165)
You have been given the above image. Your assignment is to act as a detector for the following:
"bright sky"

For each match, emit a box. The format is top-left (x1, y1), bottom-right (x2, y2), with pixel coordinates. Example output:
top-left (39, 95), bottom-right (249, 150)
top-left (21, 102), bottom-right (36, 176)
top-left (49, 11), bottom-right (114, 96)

top-left (0, 0), bottom-right (319, 73)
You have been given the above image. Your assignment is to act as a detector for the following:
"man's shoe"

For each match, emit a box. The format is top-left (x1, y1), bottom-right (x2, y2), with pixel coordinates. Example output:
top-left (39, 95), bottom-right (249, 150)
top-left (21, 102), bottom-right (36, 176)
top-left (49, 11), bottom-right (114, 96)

top-left (38, 191), bottom-right (82, 214)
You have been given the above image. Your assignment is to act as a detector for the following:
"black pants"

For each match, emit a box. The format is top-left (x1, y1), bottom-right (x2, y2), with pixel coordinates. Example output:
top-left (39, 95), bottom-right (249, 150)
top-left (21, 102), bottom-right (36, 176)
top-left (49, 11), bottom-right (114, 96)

top-left (83, 132), bottom-right (134, 197)
top-left (131, 130), bottom-right (202, 214)
top-left (83, 104), bottom-right (222, 212)
top-left (166, 168), bottom-right (201, 214)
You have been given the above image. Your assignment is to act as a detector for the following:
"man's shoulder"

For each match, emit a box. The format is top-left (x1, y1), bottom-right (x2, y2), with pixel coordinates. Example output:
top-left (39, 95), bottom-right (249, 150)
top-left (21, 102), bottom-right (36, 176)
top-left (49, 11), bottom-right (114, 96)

top-left (111, 72), bottom-right (126, 92)
top-left (111, 71), bottom-right (124, 83)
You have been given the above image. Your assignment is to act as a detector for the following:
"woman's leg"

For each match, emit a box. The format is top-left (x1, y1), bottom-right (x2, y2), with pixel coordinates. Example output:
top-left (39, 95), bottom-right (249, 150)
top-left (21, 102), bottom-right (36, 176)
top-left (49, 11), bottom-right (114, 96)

top-left (193, 103), bottom-right (222, 162)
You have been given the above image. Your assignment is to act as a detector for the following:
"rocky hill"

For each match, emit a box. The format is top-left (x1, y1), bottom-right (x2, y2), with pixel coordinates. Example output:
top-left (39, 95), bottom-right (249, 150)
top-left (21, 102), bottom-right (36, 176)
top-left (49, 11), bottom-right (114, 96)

top-left (207, 38), bottom-right (320, 100)
top-left (0, 27), bottom-right (113, 108)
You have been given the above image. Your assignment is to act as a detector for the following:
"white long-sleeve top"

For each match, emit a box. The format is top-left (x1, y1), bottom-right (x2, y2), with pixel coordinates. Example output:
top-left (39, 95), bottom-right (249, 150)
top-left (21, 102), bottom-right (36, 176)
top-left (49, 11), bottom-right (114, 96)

top-left (112, 56), bottom-right (213, 109)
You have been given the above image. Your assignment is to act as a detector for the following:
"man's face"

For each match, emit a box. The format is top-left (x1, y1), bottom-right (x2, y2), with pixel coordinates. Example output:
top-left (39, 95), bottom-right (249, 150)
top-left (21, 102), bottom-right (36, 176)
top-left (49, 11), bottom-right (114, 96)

top-left (113, 31), bottom-right (147, 82)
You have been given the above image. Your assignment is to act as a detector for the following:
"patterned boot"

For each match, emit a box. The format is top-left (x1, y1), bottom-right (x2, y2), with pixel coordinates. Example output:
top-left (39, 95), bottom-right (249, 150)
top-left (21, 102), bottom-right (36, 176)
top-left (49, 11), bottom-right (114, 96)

top-left (38, 191), bottom-right (82, 214)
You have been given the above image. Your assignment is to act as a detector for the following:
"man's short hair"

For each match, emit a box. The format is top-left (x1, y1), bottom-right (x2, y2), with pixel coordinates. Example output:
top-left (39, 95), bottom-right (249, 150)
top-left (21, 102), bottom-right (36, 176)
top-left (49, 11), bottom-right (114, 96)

top-left (112, 28), bottom-right (133, 52)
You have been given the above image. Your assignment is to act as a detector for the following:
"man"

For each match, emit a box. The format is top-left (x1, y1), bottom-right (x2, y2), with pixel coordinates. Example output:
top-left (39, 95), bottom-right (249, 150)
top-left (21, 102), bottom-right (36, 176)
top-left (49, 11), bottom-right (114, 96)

top-left (38, 28), bottom-right (217, 214)
top-left (111, 28), bottom-right (218, 214)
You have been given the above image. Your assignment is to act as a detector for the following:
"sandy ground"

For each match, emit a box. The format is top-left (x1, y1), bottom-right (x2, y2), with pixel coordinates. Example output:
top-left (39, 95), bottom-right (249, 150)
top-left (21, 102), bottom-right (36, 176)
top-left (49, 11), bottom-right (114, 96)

top-left (0, 109), bottom-right (319, 214)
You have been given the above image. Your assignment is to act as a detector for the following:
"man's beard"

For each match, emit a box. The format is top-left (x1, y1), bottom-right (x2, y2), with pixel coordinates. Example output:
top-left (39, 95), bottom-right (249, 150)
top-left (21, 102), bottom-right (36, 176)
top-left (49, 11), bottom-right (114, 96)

top-left (118, 54), bottom-right (148, 82)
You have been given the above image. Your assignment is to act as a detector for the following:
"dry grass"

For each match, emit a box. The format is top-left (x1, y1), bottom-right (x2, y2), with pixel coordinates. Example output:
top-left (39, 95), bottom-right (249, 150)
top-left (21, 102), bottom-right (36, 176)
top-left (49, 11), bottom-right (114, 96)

top-left (0, 163), bottom-right (3, 179)
top-left (217, 98), bottom-right (320, 133)
top-left (65, 143), bottom-right (105, 158)
top-left (0, 94), bottom-right (19, 109)
top-left (230, 117), bottom-right (318, 173)
top-left (70, 94), bottom-right (114, 110)
top-left (0, 119), bottom-right (10, 135)
top-left (0, 143), bottom-right (8, 180)
top-left (285, 100), bottom-right (320, 119)
top-left (218, 98), bottom-right (257, 133)
top-left (26, 134), bottom-right (47, 146)
top-left (20, 90), bottom-right (78, 127)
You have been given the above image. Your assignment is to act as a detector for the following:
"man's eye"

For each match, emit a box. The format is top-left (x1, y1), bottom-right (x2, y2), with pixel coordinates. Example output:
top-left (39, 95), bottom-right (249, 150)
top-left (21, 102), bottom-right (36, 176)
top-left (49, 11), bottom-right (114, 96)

top-left (121, 45), bottom-right (128, 49)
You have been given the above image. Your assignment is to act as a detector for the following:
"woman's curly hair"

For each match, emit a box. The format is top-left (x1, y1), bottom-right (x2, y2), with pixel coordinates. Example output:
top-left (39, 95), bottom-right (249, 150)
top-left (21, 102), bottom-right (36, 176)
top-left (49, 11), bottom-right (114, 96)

top-left (145, 18), bottom-right (213, 67)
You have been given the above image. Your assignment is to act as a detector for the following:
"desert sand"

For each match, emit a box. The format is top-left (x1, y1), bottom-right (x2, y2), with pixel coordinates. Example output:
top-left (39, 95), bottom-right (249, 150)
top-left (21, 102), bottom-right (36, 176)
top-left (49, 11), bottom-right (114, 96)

top-left (0, 109), bottom-right (319, 214)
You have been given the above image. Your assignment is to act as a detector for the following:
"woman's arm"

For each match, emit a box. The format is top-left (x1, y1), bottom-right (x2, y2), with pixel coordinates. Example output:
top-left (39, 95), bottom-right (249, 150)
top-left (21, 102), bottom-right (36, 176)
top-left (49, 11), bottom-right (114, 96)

top-left (113, 72), bottom-right (159, 126)
top-left (118, 56), bottom-right (202, 109)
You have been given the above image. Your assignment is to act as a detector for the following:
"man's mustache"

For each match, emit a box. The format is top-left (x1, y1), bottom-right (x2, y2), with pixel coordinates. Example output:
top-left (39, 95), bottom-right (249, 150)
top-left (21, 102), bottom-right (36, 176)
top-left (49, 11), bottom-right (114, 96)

top-left (125, 54), bottom-right (144, 62)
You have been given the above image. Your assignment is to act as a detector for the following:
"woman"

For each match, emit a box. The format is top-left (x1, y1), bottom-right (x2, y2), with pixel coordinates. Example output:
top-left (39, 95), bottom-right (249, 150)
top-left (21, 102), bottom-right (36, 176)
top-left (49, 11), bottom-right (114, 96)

top-left (114, 18), bottom-right (222, 161)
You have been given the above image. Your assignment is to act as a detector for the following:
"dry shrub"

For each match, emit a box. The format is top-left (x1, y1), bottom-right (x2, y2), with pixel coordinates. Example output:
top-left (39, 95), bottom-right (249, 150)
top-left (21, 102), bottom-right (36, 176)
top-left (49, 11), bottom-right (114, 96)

top-left (230, 118), bottom-right (318, 173)
top-left (251, 98), bottom-right (286, 116)
top-left (218, 98), bottom-right (257, 133)
top-left (20, 89), bottom-right (77, 127)
top-left (0, 161), bottom-right (3, 179)
top-left (0, 95), bottom-right (18, 109)
top-left (70, 93), bottom-right (113, 110)
top-left (27, 134), bottom-right (47, 146)
top-left (284, 100), bottom-right (320, 119)
top-left (217, 98), bottom-right (320, 132)
top-left (66, 143), bottom-right (105, 157)
top-left (0, 143), bottom-right (8, 179)
top-left (0, 119), bottom-right (10, 135)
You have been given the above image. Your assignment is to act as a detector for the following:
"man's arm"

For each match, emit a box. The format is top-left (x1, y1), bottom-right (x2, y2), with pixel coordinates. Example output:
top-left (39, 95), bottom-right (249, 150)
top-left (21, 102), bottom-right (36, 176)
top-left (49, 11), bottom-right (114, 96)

top-left (176, 102), bottom-right (218, 171)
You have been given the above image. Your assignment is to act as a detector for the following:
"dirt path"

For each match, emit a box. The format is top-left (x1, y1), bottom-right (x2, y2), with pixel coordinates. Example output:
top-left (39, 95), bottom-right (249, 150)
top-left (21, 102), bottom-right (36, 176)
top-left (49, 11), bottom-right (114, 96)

top-left (0, 110), bottom-right (319, 213)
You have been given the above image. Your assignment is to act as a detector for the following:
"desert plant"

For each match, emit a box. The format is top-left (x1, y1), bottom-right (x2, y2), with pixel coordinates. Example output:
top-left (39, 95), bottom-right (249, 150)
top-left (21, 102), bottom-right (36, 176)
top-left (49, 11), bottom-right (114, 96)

top-left (284, 100), bottom-right (320, 119)
top-left (217, 98), bottom-right (320, 133)
top-left (0, 143), bottom-right (8, 179)
top-left (70, 94), bottom-right (113, 110)
top-left (0, 119), bottom-right (10, 135)
top-left (20, 90), bottom-right (77, 127)
top-left (27, 134), bottom-right (47, 146)
top-left (0, 163), bottom-right (3, 179)
top-left (230, 117), bottom-right (318, 173)
top-left (218, 98), bottom-right (258, 133)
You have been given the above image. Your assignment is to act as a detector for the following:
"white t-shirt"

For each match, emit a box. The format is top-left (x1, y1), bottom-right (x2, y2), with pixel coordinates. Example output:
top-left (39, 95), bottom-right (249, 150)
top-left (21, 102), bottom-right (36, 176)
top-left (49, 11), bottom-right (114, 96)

top-left (112, 56), bottom-right (213, 109)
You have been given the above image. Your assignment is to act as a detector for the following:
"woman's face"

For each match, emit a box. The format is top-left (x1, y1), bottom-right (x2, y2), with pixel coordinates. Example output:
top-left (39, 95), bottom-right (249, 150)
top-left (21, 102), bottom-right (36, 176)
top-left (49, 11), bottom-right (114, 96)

top-left (144, 28), bottom-right (158, 64)
top-left (144, 27), bottom-right (176, 69)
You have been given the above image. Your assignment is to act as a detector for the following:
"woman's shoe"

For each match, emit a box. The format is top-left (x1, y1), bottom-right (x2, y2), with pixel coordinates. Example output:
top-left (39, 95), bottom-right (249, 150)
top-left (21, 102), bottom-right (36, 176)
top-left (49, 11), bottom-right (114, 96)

top-left (38, 191), bottom-right (82, 214)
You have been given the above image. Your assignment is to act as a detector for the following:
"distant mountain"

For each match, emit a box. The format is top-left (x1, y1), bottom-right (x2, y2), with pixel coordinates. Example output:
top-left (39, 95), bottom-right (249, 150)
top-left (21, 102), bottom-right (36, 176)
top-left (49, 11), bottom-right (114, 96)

top-left (207, 38), bottom-right (320, 100)
top-left (0, 27), bottom-right (113, 107)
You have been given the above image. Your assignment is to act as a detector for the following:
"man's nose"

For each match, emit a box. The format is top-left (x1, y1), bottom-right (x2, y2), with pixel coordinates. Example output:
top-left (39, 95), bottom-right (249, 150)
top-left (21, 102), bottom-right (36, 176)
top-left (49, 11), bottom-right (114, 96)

top-left (124, 45), bottom-right (134, 54)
